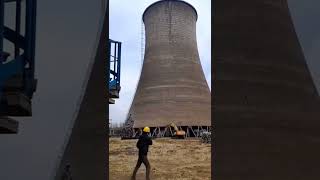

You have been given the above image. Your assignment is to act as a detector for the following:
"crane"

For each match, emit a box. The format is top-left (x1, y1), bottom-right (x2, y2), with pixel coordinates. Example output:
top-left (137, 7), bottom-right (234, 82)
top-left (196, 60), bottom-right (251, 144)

top-left (0, 0), bottom-right (37, 133)
top-left (169, 123), bottom-right (186, 139)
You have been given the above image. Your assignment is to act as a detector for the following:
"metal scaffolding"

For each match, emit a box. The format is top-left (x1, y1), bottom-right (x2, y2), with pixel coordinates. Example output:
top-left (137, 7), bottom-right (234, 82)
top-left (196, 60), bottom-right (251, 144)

top-left (0, 0), bottom-right (37, 133)
top-left (108, 39), bottom-right (121, 104)
top-left (133, 125), bottom-right (212, 138)
top-left (121, 113), bottom-right (213, 139)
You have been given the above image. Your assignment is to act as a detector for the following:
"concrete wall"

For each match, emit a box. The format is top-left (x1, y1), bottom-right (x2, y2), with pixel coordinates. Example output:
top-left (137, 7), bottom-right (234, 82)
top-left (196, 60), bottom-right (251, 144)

top-left (53, 5), bottom-right (108, 180)
top-left (214, 0), bottom-right (320, 179)
top-left (0, 1), bottom-right (106, 179)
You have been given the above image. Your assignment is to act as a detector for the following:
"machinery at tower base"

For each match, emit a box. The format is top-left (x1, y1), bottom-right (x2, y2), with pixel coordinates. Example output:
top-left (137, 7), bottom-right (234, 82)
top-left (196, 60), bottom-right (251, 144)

top-left (122, 0), bottom-right (211, 138)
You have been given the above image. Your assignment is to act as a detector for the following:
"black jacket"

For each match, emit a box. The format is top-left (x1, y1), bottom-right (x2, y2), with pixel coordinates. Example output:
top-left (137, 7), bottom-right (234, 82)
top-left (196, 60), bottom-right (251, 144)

top-left (136, 133), bottom-right (152, 156)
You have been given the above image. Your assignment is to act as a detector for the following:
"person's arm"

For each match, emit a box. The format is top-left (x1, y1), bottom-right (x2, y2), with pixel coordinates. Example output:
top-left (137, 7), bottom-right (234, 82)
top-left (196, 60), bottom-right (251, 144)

top-left (148, 137), bottom-right (153, 145)
top-left (136, 138), bottom-right (141, 148)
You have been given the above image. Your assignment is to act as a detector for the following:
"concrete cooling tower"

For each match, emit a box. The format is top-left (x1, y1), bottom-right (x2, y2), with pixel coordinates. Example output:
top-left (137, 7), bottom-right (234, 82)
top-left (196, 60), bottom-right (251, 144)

top-left (125, 0), bottom-right (211, 137)
top-left (214, 0), bottom-right (320, 179)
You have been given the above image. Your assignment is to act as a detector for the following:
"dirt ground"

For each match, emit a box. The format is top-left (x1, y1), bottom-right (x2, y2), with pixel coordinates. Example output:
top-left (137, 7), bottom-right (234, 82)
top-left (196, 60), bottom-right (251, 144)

top-left (109, 137), bottom-right (211, 180)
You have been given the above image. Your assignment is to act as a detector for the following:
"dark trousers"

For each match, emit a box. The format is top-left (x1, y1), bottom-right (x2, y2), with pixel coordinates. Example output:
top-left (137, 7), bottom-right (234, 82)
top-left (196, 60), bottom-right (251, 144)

top-left (132, 154), bottom-right (151, 180)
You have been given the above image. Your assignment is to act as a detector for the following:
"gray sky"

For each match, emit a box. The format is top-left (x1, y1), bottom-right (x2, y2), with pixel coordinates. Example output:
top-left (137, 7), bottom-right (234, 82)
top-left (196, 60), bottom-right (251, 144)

top-left (288, 0), bottom-right (320, 95)
top-left (109, 0), bottom-right (212, 125)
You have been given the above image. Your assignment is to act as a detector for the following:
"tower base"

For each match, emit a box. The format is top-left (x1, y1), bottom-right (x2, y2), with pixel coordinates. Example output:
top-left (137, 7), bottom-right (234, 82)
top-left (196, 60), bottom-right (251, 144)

top-left (127, 126), bottom-right (212, 138)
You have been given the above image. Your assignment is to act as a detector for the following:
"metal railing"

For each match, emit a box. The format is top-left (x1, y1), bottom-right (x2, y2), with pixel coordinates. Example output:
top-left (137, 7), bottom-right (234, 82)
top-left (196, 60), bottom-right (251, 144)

top-left (0, 0), bottom-right (37, 133)
top-left (108, 39), bottom-right (121, 92)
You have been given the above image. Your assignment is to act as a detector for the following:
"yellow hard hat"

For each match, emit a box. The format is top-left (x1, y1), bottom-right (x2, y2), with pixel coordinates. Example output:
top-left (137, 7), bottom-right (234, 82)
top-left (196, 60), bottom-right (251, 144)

top-left (143, 127), bottom-right (150, 133)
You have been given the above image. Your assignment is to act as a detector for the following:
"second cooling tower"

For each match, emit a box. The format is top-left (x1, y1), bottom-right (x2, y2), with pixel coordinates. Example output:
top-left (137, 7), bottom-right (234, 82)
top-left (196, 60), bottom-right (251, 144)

top-left (127, 0), bottom-right (211, 133)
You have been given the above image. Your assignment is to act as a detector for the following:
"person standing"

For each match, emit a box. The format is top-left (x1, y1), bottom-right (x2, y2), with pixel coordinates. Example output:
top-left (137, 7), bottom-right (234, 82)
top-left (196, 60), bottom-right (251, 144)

top-left (131, 127), bottom-right (152, 180)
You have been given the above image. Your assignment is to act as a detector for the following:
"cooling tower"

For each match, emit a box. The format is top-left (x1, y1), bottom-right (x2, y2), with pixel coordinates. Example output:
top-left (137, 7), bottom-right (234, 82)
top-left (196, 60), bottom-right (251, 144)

top-left (127, 0), bottom-right (211, 135)
top-left (214, 0), bottom-right (320, 179)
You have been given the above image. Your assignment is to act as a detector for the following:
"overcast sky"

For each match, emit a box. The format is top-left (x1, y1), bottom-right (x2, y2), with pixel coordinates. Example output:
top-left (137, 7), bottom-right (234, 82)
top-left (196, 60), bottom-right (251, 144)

top-left (288, 0), bottom-right (320, 95)
top-left (109, 0), bottom-right (212, 125)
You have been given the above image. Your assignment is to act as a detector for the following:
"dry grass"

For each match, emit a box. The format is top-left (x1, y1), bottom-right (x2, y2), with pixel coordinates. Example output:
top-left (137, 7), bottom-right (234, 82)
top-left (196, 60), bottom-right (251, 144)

top-left (109, 137), bottom-right (211, 180)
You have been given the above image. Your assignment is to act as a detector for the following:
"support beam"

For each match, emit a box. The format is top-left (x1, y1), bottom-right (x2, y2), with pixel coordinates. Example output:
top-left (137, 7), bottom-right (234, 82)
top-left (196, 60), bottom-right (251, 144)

top-left (169, 127), bottom-right (173, 136)
top-left (0, 0), bottom-right (4, 54)
top-left (151, 127), bottom-right (156, 137)
top-left (197, 126), bottom-right (200, 137)
top-left (0, 116), bottom-right (18, 133)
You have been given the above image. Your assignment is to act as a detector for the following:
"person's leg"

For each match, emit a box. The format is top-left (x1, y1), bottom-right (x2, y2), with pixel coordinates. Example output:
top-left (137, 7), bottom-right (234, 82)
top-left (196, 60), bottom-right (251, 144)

top-left (142, 155), bottom-right (151, 180)
top-left (132, 155), bottom-right (143, 180)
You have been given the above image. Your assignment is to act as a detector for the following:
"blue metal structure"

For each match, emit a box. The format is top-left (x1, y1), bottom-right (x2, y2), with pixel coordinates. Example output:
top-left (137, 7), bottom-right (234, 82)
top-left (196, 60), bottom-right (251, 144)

top-left (0, 0), bottom-right (37, 132)
top-left (108, 39), bottom-right (121, 104)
